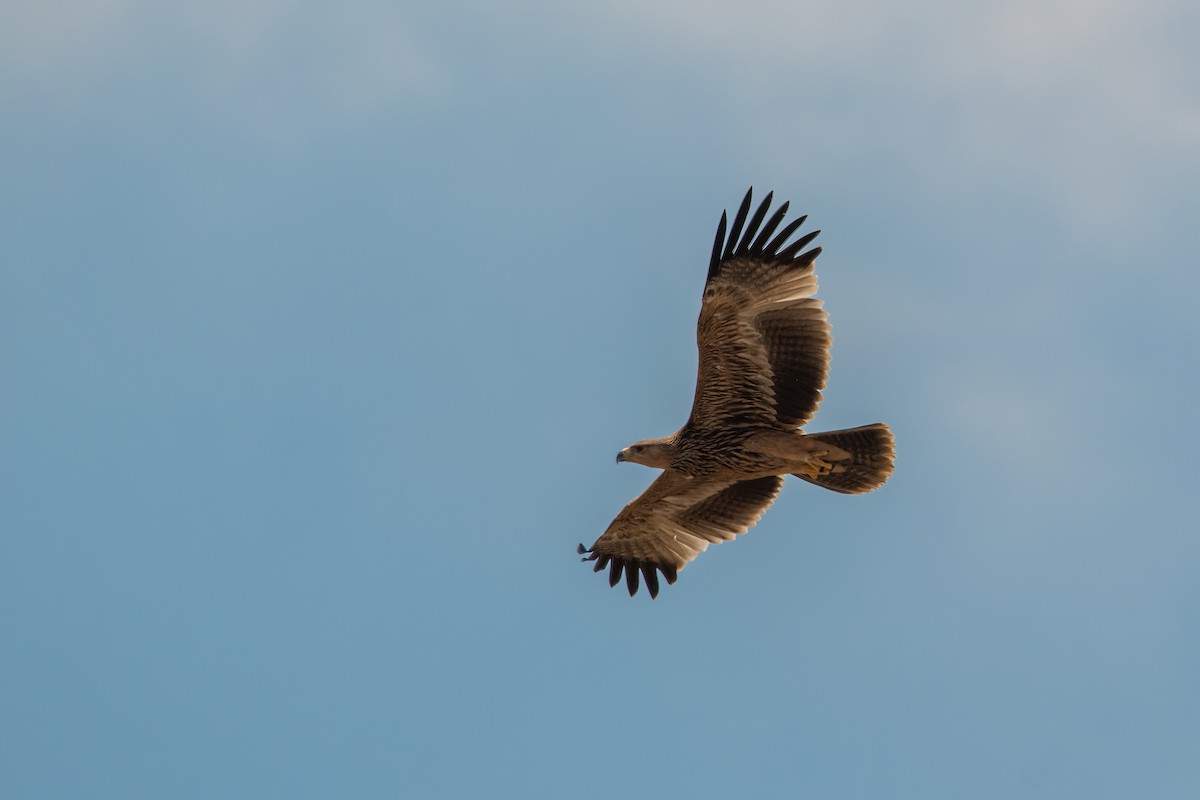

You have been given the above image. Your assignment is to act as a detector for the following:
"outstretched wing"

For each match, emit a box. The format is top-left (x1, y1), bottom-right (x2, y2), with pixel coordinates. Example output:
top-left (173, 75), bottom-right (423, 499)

top-left (688, 189), bottom-right (831, 430)
top-left (579, 471), bottom-right (783, 598)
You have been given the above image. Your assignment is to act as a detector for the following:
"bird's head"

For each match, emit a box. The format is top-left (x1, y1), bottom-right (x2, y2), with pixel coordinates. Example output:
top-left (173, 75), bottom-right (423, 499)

top-left (616, 437), bottom-right (675, 468)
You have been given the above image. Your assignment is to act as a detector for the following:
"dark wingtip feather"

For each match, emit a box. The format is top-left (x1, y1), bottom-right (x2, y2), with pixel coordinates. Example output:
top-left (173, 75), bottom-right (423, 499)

top-left (707, 211), bottom-right (727, 281)
top-left (737, 191), bottom-right (773, 255)
top-left (777, 229), bottom-right (821, 261)
top-left (642, 565), bottom-right (660, 599)
top-left (764, 215), bottom-right (806, 257)
top-left (750, 201), bottom-right (789, 254)
top-left (609, 560), bottom-right (624, 588)
top-left (722, 188), bottom-right (754, 261)
top-left (708, 189), bottom-right (820, 276)
top-left (587, 554), bottom-right (675, 597)
top-left (576, 543), bottom-right (588, 555)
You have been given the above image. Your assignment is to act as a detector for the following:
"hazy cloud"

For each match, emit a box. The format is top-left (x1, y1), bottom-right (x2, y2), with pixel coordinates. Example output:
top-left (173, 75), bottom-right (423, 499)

top-left (564, 0), bottom-right (1200, 232)
top-left (2, 1), bottom-right (446, 146)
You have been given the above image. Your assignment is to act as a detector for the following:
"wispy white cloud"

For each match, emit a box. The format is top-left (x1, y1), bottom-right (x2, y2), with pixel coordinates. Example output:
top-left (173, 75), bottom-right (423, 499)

top-left (560, 0), bottom-right (1199, 235)
top-left (7, 0), bottom-right (1195, 222)
top-left (1, 0), bottom-right (134, 92)
top-left (179, 2), bottom-right (445, 107)
top-left (1, 1), bottom-right (447, 147)
top-left (910, 0), bottom-right (1200, 230)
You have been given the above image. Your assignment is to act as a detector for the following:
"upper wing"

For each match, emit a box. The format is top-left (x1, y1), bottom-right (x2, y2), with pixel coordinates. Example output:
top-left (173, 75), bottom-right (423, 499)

top-left (688, 189), bottom-right (832, 430)
top-left (579, 471), bottom-right (783, 598)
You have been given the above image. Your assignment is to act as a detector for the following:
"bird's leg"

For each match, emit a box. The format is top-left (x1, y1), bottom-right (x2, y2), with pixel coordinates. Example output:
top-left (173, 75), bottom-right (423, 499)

top-left (796, 452), bottom-right (835, 480)
top-left (745, 432), bottom-right (846, 479)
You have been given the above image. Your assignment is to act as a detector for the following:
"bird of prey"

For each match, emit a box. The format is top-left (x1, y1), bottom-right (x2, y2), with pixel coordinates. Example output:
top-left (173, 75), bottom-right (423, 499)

top-left (579, 188), bottom-right (894, 598)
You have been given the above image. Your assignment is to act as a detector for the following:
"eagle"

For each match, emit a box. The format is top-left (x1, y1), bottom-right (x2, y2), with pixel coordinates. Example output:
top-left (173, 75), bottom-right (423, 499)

top-left (579, 188), bottom-right (895, 598)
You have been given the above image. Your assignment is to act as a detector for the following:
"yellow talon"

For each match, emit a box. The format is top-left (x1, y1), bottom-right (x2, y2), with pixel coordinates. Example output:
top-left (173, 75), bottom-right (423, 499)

top-left (798, 456), bottom-right (834, 480)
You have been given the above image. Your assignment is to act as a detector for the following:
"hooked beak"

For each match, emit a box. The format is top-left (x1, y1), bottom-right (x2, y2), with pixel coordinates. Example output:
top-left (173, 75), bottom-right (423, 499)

top-left (615, 449), bottom-right (627, 464)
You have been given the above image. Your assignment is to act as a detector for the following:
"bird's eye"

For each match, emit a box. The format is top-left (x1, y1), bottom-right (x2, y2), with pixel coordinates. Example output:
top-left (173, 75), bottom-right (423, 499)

top-left (634, 445), bottom-right (644, 452)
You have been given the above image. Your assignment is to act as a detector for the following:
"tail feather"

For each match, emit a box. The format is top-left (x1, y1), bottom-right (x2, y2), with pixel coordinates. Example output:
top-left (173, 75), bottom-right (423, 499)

top-left (795, 423), bottom-right (894, 494)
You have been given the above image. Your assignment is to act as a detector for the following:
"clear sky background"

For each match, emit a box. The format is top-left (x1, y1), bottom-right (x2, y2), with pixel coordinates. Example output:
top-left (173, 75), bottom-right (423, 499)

top-left (3, 1), bottom-right (1198, 797)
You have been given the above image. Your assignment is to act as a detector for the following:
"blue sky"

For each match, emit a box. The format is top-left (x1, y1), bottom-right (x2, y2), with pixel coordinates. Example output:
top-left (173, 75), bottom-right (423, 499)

top-left (3, 1), bottom-right (1199, 797)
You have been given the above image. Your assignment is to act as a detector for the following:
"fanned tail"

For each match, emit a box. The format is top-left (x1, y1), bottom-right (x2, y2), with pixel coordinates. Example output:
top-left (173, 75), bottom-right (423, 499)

top-left (794, 423), bottom-right (894, 494)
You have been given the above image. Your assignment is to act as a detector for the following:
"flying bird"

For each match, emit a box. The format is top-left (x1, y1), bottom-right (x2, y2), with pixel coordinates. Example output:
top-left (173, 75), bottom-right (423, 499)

top-left (579, 188), bottom-right (895, 598)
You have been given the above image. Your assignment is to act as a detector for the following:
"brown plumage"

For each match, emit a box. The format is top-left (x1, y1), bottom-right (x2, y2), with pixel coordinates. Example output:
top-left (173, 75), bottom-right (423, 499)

top-left (578, 189), bottom-right (895, 598)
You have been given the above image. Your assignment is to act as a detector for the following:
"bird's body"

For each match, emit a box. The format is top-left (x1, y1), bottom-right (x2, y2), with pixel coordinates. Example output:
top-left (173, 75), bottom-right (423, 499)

top-left (623, 427), bottom-right (825, 480)
top-left (580, 189), bottom-right (894, 598)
